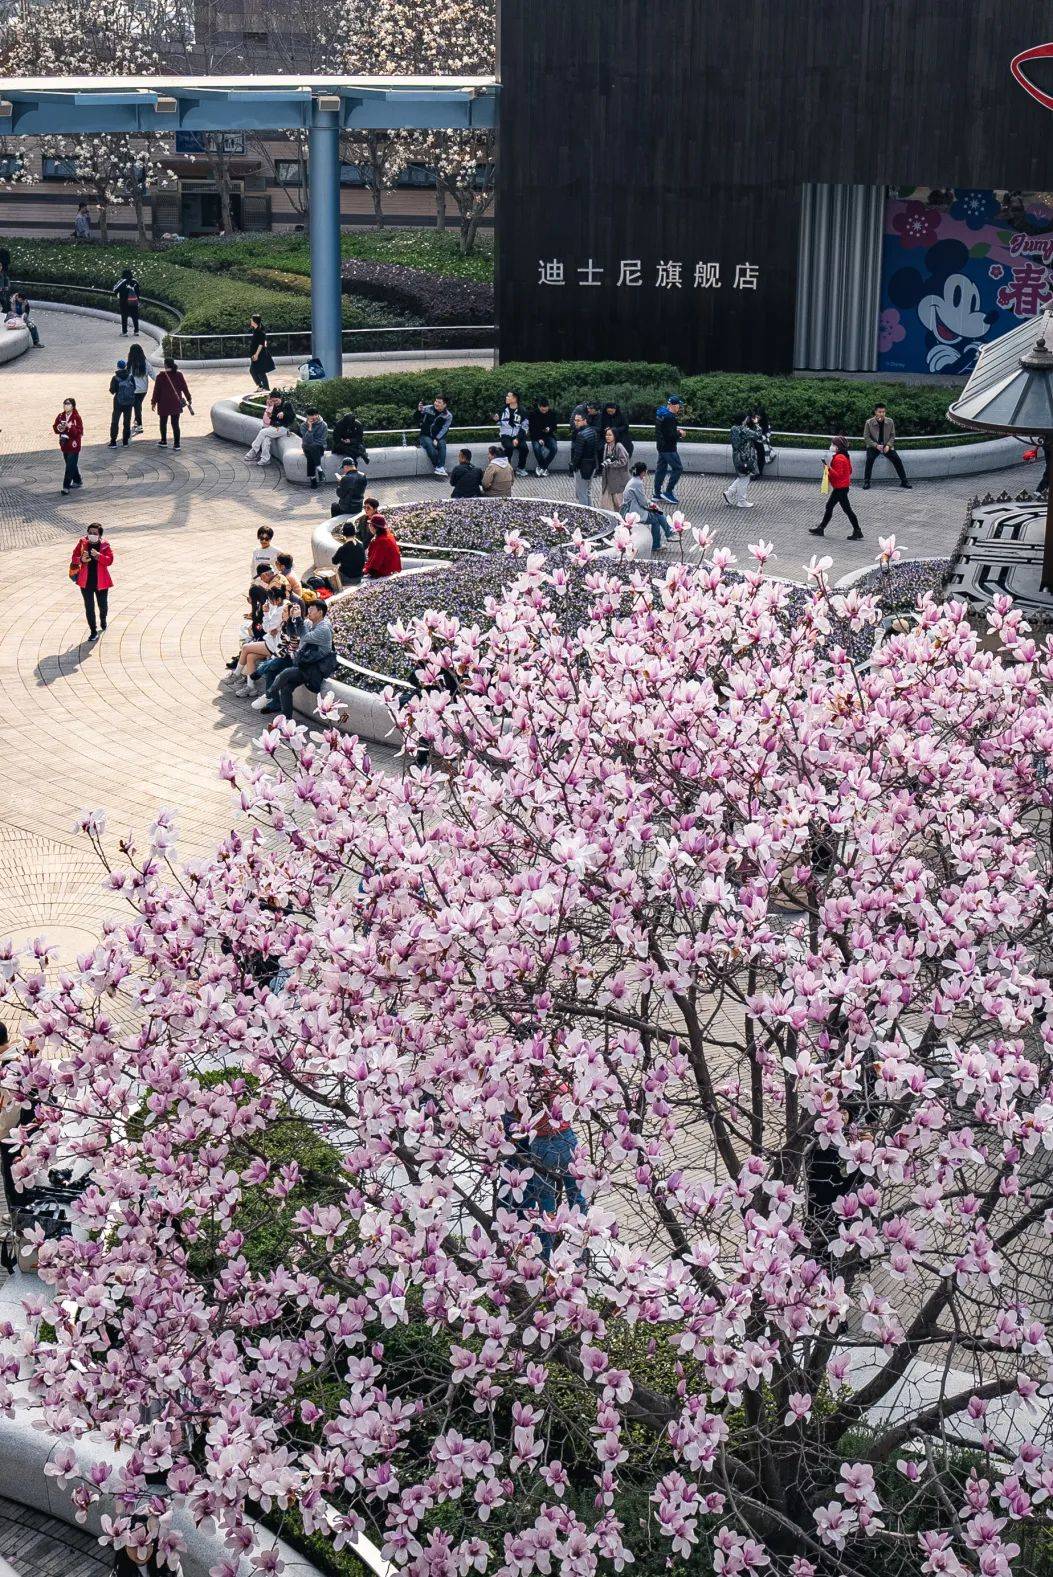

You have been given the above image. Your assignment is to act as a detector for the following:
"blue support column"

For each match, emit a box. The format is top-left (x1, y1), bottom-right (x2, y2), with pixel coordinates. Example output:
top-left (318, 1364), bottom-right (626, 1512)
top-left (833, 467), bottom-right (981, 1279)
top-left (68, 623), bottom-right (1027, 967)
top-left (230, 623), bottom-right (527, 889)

top-left (309, 117), bottom-right (342, 380)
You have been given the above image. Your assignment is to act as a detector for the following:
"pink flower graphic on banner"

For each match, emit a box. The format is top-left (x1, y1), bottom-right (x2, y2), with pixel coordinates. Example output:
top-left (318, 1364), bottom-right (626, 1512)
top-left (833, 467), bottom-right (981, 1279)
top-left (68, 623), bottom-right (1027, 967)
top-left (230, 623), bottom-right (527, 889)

top-left (892, 200), bottom-right (941, 249)
top-left (878, 308), bottom-right (906, 352)
top-left (988, 263), bottom-right (1005, 280)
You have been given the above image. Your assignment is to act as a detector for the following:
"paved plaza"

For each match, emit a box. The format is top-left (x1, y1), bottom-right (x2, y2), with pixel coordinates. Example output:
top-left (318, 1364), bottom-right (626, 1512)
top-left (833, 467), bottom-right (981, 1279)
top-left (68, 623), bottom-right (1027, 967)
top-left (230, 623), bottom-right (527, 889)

top-left (0, 306), bottom-right (1033, 962)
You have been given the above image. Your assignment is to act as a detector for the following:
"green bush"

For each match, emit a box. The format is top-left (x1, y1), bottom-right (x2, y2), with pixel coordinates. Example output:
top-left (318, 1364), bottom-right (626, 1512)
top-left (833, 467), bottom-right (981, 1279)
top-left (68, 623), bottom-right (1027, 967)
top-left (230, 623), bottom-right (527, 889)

top-left (295, 361), bottom-right (683, 425)
top-left (297, 363), bottom-right (965, 437)
top-left (169, 227), bottom-right (493, 283)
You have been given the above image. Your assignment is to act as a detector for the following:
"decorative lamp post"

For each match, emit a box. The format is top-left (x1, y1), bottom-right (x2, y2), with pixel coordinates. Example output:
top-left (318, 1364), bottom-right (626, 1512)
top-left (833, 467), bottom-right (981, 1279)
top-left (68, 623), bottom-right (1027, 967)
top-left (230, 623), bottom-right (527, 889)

top-left (948, 308), bottom-right (1053, 589)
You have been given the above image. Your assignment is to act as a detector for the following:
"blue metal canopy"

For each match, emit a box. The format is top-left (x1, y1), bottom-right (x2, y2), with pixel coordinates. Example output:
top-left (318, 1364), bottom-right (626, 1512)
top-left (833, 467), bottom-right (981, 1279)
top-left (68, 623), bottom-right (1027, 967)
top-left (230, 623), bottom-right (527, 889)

top-left (0, 75), bottom-right (498, 135)
top-left (0, 76), bottom-right (499, 382)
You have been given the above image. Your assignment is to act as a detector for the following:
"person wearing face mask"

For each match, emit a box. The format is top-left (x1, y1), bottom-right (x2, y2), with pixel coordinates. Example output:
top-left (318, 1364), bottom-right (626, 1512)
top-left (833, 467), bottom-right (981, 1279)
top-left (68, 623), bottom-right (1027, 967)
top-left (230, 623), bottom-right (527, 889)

top-left (53, 396), bottom-right (84, 495)
top-left (69, 523), bottom-right (114, 641)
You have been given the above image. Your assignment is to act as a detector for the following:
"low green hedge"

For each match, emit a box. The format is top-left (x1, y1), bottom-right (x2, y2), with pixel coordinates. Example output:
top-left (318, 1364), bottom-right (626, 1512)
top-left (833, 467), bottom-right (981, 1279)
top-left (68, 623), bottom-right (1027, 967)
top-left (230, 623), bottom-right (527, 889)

top-left (169, 228), bottom-right (494, 283)
top-left (293, 361), bottom-right (683, 425)
top-left (294, 363), bottom-right (965, 437)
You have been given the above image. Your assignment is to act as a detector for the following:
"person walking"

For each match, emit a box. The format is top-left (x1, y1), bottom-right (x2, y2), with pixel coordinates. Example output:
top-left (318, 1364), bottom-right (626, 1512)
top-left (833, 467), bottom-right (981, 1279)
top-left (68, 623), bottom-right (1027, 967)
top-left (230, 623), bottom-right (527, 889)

top-left (449, 447), bottom-right (483, 498)
top-left (599, 426), bottom-right (630, 510)
top-left (751, 406), bottom-right (773, 478)
top-left (526, 397), bottom-right (558, 476)
top-left (108, 358), bottom-right (136, 447)
top-left (723, 414), bottom-right (761, 509)
top-left (495, 391), bottom-right (529, 476)
top-left (69, 522), bottom-right (113, 641)
top-left (621, 460), bottom-right (671, 553)
top-left (810, 437), bottom-right (862, 540)
top-left (300, 409), bottom-right (328, 490)
top-left (53, 396), bottom-right (83, 496)
top-left (862, 403), bottom-right (912, 489)
top-left (416, 394), bottom-right (453, 476)
top-left (151, 356), bottom-right (193, 449)
top-left (482, 444), bottom-right (514, 496)
top-left (248, 314), bottom-right (275, 393)
top-left (654, 395), bottom-right (686, 505)
top-left (73, 202), bottom-right (92, 242)
top-left (569, 412), bottom-right (598, 505)
top-left (112, 268), bottom-right (141, 336)
top-left (126, 342), bottom-right (150, 435)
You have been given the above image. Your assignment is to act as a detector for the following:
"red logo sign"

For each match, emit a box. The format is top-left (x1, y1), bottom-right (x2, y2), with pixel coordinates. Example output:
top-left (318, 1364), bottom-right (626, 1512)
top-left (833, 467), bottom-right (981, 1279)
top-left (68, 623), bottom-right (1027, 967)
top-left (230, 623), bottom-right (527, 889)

top-left (1012, 41), bottom-right (1053, 111)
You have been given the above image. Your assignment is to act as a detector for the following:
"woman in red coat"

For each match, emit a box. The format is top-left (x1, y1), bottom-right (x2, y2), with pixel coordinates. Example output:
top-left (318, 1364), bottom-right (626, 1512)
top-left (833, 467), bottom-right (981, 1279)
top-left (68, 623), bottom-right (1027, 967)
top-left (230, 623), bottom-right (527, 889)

top-left (810, 437), bottom-right (862, 541)
top-left (150, 355), bottom-right (194, 450)
top-left (363, 510), bottom-right (403, 579)
top-left (69, 522), bottom-right (113, 641)
top-left (53, 396), bottom-right (83, 496)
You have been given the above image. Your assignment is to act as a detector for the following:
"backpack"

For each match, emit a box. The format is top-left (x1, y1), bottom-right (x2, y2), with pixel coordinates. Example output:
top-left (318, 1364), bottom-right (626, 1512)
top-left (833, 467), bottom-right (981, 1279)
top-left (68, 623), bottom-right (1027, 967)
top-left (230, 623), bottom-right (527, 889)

top-left (298, 357), bottom-right (326, 381)
top-left (115, 372), bottom-right (136, 408)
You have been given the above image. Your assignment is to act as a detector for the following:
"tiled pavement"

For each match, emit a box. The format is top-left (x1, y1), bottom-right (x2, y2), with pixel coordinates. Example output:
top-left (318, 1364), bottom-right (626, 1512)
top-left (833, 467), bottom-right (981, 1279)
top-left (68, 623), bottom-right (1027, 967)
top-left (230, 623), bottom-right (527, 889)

top-left (0, 306), bottom-right (1035, 962)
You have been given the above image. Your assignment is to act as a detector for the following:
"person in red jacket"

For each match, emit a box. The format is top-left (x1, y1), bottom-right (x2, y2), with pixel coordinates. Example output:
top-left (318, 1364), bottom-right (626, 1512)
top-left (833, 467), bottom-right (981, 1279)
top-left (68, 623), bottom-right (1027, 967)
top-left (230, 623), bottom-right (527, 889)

top-left (53, 396), bottom-right (84, 495)
top-left (150, 355), bottom-right (194, 450)
top-left (810, 437), bottom-right (862, 541)
top-left (69, 522), bottom-right (113, 641)
top-left (363, 501), bottom-right (402, 579)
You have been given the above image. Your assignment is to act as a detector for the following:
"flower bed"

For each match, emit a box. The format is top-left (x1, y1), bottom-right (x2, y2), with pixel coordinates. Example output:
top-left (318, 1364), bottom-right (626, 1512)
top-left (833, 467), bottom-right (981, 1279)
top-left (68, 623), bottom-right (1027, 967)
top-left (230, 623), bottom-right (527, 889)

top-left (341, 260), bottom-right (492, 324)
top-left (382, 497), bottom-right (608, 554)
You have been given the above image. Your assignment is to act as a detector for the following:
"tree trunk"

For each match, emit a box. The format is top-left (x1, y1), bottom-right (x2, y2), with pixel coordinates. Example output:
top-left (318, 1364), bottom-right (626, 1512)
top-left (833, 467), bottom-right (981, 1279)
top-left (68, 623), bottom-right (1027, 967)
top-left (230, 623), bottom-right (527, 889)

top-left (99, 200), bottom-right (110, 246)
top-left (212, 140), bottom-right (236, 233)
top-left (370, 182), bottom-right (384, 223)
top-left (129, 165), bottom-right (148, 246)
top-left (434, 182), bottom-right (447, 233)
top-left (461, 209), bottom-right (480, 256)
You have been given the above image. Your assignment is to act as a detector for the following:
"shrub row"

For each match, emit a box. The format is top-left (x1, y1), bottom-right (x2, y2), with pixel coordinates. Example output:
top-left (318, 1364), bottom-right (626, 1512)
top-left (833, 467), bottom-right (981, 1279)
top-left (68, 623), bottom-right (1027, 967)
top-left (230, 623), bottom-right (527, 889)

top-left (167, 226), bottom-right (494, 283)
top-left (294, 360), bottom-right (683, 425)
top-left (295, 362), bottom-right (964, 436)
top-left (340, 259), bottom-right (492, 324)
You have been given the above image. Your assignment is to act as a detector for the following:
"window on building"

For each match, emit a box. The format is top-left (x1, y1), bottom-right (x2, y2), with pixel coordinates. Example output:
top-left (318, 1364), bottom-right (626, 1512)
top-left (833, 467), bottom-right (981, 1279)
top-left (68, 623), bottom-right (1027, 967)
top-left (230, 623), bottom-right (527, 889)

top-left (42, 157), bottom-right (79, 181)
top-left (339, 163), bottom-right (366, 187)
top-left (397, 164), bottom-right (437, 189)
top-left (275, 161), bottom-right (304, 185)
top-left (0, 155), bottom-right (23, 179)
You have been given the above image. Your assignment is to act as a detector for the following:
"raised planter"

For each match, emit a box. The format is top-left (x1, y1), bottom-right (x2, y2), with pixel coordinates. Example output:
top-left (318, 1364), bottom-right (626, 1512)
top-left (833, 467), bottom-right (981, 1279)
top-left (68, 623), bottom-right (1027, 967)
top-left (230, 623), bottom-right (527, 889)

top-left (0, 325), bottom-right (32, 365)
top-left (212, 399), bottom-right (1023, 486)
top-left (29, 300), bottom-right (167, 351)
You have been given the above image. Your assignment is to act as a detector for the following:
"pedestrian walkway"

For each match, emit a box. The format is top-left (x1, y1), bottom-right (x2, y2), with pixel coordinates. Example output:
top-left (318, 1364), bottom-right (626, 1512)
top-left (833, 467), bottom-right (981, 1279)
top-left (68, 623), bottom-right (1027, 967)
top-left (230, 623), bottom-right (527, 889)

top-left (0, 306), bottom-right (1033, 963)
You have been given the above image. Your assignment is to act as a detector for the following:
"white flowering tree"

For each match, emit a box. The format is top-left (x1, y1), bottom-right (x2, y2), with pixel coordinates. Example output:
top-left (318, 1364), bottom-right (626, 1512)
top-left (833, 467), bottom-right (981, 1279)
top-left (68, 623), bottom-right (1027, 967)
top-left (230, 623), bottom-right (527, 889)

top-left (0, 0), bottom-right (172, 245)
top-left (5, 530), bottom-right (1053, 1577)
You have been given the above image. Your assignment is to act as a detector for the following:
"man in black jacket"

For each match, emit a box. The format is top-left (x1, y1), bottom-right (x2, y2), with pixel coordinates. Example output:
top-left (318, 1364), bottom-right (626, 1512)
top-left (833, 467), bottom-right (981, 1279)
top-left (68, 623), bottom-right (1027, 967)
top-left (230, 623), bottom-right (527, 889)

top-left (332, 523), bottom-right (367, 586)
top-left (600, 401), bottom-right (632, 457)
top-left (112, 267), bottom-right (141, 335)
top-left (527, 399), bottom-right (559, 476)
top-left (570, 413), bottom-right (598, 505)
top-left (331, 409), bottom-right (369, 463)
top-left (331, 458), bottom-right (367, 518)
top-left (449, 448), bottom-right (483, 498)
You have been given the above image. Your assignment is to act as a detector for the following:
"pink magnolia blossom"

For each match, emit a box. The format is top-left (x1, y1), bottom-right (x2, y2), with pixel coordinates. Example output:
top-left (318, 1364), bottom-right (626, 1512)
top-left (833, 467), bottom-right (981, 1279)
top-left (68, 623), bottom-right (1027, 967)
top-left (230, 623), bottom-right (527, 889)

top-left (5, 531), bottom-right (1053, 1575)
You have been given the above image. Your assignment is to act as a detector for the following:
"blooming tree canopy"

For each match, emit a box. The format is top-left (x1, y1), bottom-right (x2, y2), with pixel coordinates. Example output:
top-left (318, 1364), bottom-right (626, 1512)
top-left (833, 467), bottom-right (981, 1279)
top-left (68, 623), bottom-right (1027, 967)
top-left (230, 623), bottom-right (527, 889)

top-left (5, 534), bottom-right (1053, 1577)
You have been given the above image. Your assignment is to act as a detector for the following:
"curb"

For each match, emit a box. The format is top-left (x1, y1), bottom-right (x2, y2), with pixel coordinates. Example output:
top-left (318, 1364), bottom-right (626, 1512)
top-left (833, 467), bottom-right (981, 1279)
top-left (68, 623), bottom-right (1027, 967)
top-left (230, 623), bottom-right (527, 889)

top-left (31, 300), bottom-right (167, 349)
top-left (0, 326), bottom-right (32, 366)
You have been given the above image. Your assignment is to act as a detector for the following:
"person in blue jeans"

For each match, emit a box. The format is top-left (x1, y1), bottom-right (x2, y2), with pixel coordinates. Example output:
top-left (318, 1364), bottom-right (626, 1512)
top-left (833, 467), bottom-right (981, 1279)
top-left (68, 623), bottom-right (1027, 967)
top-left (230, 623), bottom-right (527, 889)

top-left (417, 395), bottom-right (453, 476)
top-left (502, 1104), bottom-right (588, 1260)
top-left (653, 395), bottom-right (686, 504)
top-left (620, 461), bottom-right (671, 552)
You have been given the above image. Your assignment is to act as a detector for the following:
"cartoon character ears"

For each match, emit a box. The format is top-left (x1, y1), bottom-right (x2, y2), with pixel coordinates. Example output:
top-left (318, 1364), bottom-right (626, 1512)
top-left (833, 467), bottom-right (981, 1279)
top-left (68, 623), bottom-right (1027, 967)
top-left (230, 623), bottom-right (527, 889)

top-left (924, 238), bottom-right (970, 279)
top-left (888, 238), bottom-right (973, 310)
top-left (888, 267), bottom-right (925, 310)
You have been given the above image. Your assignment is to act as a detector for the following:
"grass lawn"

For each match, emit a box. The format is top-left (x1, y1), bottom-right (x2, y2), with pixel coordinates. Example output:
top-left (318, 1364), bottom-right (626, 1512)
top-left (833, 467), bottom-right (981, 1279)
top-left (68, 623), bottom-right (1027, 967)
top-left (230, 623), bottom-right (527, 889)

top-left (6, 229), bottom-right (493, 341)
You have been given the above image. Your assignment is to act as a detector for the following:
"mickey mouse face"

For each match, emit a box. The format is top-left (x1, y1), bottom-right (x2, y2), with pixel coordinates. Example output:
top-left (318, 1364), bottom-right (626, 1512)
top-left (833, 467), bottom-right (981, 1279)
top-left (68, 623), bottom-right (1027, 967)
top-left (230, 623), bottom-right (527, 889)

top-left (918, 274), bottom-right (989, 345)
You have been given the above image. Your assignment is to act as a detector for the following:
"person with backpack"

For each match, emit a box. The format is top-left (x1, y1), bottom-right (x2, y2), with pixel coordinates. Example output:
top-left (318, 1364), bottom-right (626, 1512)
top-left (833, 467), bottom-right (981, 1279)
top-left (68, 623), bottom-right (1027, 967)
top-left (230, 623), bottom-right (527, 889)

top-left (151, 355), bottom-right (194, 449)
top-left (126, 342), bottom-right (150, 434)
top-left (112, 268), bottom-right (141, 335)
top-left (108, 358), bottom-right (137, 447)
top-left (248, 314), bottom-right (275, 392)
top-left (53, 396), bottom-right (84, 495)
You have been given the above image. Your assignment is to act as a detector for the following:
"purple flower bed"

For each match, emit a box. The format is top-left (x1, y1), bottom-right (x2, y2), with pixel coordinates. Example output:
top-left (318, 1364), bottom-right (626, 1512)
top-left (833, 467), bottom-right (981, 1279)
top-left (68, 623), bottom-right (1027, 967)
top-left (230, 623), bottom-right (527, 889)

top-left (341, 260), bottom-right (493, 325)
top-left (384, 497), bottom-right (611, 555)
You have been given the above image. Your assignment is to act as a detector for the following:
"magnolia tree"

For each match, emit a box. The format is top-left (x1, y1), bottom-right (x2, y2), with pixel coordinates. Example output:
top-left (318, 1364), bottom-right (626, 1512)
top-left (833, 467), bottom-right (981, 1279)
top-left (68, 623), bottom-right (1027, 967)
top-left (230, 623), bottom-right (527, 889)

top-left (0, 0), bottom-right (172, 244)
top-left (5, 532), bottom-right (1053, 1577)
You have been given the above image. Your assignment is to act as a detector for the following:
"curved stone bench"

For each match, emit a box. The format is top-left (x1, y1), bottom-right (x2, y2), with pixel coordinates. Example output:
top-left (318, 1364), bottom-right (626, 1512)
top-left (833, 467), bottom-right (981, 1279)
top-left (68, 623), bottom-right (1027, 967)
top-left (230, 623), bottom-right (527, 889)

top-left (213, 398), bottom-right (1024, 486)
top-left (0, 325), bottom-right (32, 365)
